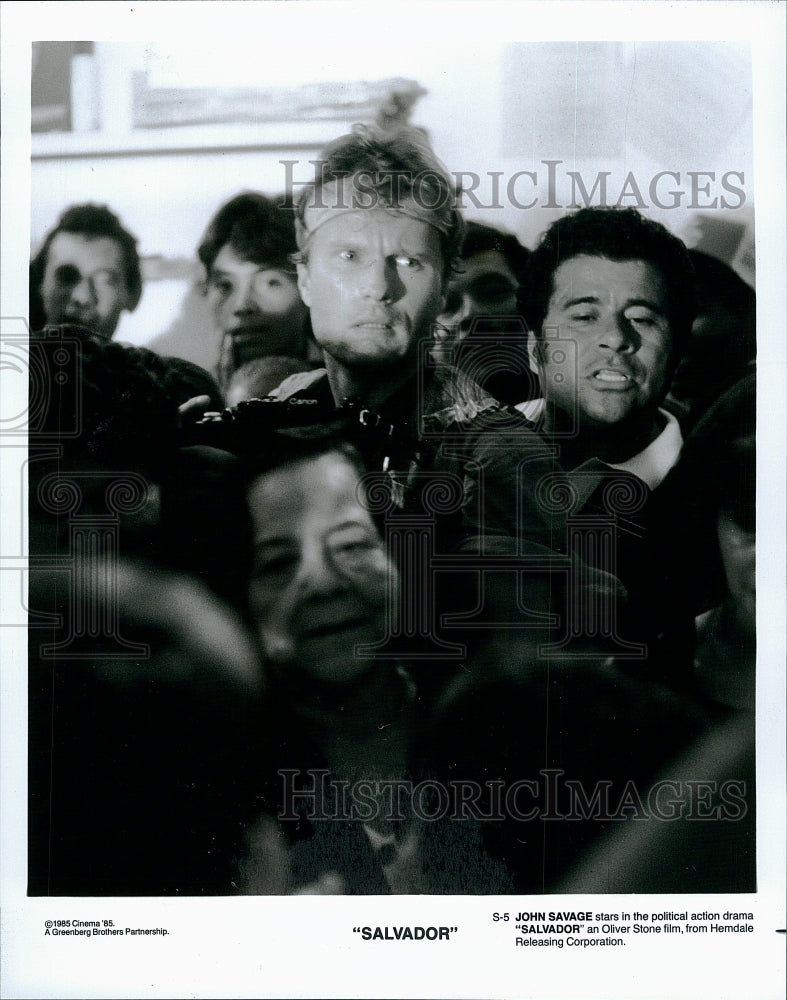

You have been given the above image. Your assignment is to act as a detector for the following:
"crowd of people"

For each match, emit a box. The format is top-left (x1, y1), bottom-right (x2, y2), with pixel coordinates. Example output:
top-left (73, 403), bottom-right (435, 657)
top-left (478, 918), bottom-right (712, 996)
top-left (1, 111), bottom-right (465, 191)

top-left (28, 124), bottom-right (756, 895)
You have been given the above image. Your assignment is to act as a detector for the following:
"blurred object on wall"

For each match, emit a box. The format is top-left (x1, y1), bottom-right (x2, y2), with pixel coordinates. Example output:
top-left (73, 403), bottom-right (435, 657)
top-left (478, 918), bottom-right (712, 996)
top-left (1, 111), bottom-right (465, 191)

top-left (680, 210), bottom-right (755, 288)
top-left (32, 41), bottom-right (95, 133)
top-left (132, 73), bottom-right (426, 129)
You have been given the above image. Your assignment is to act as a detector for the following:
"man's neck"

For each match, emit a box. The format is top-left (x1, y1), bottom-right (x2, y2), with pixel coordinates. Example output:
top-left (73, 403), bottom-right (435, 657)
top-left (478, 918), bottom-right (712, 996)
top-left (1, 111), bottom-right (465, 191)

top-left (324, 354), bottom-right (417, 412)
top-left (544, 403), bottom-right (663, 468)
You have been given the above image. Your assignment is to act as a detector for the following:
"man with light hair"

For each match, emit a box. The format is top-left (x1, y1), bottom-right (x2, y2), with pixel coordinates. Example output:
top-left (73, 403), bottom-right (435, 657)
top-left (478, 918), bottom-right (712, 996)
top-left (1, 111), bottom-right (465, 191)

top-left (265, 125), bottom-right (582, 664)
top-left (272, 125), bottom-right (560, 554)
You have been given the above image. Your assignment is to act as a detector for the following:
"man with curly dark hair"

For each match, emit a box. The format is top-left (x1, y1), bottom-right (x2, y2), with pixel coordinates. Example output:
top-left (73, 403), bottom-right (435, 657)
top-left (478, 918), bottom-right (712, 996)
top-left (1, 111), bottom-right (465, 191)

top-left (30, 204), bottom-right (143, 339)
top-left (518, 206), bottom-right (696, 471)
top-left (517, 207), bottom-right (698, 685)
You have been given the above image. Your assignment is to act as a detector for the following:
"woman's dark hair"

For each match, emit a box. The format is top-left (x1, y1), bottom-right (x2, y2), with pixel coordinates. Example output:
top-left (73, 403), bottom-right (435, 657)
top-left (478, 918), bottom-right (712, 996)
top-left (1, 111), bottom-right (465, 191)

top-left (197, 192), bottom-right (298, 276)
top-left (460, 220), bottom-right (530, 280)
top-left (669, 250), bottom-right (756, 425)
top-left (689, 249), bottom-right (755, 332)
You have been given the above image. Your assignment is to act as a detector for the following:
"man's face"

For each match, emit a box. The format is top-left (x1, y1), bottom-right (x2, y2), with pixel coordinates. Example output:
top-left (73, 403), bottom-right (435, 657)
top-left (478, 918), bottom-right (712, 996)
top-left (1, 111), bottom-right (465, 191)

top-left (437, 249), bottom-right (519, 340)
top-left (536, 256), bottom-right (675, 428)
top-left (247, 452), bottom-right (396, 684)
top-left (39, 232), bottom-right (133, 339)
top-left (206, 245), bottom-right (308, 355)
top-left (297, 204), bottom-right (446, 372)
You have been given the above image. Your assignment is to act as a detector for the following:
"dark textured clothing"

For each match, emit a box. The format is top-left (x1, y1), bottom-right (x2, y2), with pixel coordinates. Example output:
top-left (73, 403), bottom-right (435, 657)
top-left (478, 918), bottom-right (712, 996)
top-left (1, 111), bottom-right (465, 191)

top-left (518, 408), bottom-right (696, 685)
top-left (267, 364), bottom-right (579, 668)
top-left (269, 364), bottom-right (565, 553)
top-left (565, 459), bottom-right (696, 679)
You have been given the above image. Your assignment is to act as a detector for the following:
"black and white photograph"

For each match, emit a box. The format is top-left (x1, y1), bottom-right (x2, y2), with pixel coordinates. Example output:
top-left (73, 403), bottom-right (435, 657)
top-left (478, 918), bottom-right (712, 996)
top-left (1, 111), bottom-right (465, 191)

top-left (1, 2), bottom-right (785, 998)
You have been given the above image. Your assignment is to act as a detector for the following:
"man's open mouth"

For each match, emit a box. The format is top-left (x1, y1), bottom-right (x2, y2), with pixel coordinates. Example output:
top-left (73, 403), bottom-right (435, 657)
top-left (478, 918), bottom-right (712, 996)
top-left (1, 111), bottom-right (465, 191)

top-left (593, 368), bottom-right (633, 384)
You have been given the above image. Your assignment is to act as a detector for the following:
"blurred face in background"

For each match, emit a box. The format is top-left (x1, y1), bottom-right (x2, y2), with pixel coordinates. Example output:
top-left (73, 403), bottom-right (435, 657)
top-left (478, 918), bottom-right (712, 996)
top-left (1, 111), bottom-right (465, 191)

top-left (246, 451), bottom-right (397, 684)
top-left (207, 244), bottom-right (309, 358)
top-left (39, 232), bottom-right (133, 339)
top-left (717, 508), bottom-right (755, 638)
top-left (436, 250), bottom-right (518, 340)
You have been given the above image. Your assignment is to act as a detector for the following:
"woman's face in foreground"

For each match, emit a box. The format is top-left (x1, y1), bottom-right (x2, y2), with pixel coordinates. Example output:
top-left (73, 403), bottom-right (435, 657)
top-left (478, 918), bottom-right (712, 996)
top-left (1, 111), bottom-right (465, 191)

top-left (247, 451), bottom-right (396, 683)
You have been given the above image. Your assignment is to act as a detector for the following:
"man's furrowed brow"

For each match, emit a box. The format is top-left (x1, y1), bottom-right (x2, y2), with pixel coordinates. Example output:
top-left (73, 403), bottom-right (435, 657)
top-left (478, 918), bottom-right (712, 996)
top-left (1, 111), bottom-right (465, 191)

top-left (398, 243), bottom-right (439, 259)
top-left (561, 294), bottom-right (601, 308)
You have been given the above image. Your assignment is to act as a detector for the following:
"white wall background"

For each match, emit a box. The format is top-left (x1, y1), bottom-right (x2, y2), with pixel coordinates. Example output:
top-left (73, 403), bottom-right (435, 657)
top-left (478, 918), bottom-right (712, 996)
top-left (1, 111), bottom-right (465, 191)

top-left (30, 37), bottom-right (755, 365)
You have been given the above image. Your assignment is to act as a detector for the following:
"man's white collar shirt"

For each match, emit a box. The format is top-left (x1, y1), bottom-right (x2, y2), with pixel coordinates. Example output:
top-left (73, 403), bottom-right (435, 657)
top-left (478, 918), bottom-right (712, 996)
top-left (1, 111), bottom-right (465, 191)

top-left (515, 398), bottom-right (683, 490)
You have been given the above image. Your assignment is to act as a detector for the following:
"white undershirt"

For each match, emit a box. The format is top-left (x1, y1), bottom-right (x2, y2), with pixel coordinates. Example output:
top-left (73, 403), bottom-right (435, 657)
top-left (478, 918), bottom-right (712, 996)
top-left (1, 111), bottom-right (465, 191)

top-left (515, 399), bottom-right (683, 490)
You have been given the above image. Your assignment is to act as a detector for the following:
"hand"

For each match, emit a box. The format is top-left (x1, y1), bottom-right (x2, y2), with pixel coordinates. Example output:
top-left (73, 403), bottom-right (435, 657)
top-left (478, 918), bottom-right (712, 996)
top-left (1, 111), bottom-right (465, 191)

top-left (178, 394), bottom-right (214, 424)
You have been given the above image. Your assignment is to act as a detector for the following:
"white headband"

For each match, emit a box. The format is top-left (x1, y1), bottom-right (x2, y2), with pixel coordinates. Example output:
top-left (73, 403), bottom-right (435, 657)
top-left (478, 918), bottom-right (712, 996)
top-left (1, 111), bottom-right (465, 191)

top-left (295, 177), bottom-right (455, 250)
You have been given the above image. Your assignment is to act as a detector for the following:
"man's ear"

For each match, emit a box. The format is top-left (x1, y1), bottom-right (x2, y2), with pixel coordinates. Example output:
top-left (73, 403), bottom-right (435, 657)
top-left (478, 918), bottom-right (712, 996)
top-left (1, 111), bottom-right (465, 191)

top-left (296, 262), bottom-right (311, 308)
top-left (126, 282), bottom-right (142, 313)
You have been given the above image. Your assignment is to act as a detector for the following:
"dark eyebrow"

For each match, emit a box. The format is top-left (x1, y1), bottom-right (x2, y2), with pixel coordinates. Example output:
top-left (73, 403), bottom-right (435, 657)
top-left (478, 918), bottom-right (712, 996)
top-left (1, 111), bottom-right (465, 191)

top-left (561, 294), bottom-right (666, 315)
top-left (562, 295), bottom-right (601, 308)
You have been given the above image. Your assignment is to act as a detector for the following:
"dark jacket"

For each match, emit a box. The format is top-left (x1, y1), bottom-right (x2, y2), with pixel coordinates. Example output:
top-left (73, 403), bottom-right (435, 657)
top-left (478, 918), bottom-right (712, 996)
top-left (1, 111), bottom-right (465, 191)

top-left (267, 364), bottom-right (581, 670)
top-left (268, 364), bottom-right (566, 553)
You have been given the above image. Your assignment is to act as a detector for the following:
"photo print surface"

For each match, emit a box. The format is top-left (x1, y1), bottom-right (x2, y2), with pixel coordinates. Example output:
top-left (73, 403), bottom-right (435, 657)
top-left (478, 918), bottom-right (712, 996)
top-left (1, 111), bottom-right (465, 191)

top-left (2, 5), bottom-right (785, 1000)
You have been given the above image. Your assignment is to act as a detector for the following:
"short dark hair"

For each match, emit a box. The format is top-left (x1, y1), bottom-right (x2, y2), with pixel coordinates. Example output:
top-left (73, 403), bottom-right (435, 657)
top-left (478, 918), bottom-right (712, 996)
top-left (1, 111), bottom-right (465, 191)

top-left (197, 192), bottom-right (298, 276)
top-left (459, 221), bottom-right (530, 280)
top-left (29, 204), bottom-right (143, 328)
top-left (293, 124), bottom-right (464, 276)
top-left (518, 207), bottom-right (696, 353)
